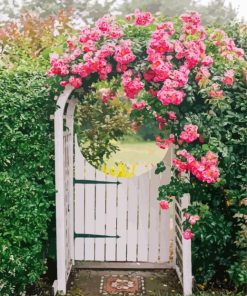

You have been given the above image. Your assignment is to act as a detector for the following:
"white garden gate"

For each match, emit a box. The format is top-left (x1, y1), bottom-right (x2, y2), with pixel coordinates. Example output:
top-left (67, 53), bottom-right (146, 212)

top-left (53, 86), bottom-right (192, 295)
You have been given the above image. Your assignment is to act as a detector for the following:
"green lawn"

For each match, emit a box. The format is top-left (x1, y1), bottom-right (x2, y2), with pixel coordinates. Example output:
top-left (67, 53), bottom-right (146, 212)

top-left (106, 141), bottom-right (167, 176)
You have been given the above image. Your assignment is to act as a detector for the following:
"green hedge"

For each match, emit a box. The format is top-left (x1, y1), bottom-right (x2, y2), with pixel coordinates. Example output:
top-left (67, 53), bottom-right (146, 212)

top-left (0, 70), bottom-right (56, 295)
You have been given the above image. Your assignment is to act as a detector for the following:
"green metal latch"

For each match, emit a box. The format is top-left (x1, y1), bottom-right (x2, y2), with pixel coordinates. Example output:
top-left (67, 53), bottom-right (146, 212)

top-left (74, 179), bottom-right (121, 185)
top-left (74, 233), bottom-right (120, 239)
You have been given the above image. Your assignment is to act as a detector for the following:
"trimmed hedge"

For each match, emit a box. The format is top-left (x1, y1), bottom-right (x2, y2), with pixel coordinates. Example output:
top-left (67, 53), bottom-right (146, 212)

top-left (0, 70), bottom-right (56, 295)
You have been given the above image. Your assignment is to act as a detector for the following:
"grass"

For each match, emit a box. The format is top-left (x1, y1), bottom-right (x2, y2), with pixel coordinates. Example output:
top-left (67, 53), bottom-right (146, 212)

top-left (106, 141), bottom-right (167, 175)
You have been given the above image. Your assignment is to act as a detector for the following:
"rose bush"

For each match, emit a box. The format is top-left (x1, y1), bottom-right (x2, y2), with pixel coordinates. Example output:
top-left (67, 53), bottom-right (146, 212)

top-left (48, 10), bottom-right (247, 289)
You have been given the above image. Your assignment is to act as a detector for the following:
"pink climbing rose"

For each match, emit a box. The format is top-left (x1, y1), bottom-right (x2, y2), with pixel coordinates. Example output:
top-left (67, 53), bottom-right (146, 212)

top-left (134, 10), bottom-right (153, 26)
top-left (68, 76), bottom-right (82, 88)
top-left (183, 229), bottom-right (195, 240)
top-left (179, 124), bottom-right (199, 143)
top-left (160, 200), bottom-right (170, 210)
top-left (221, 69), bottom-right (235, 85)
top-left (189, 215), bottom-right (200, 225)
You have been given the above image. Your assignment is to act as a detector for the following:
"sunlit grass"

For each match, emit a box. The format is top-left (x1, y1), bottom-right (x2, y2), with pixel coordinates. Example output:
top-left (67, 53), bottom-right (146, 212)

top-left (106, 141), bottom-right (167, 176)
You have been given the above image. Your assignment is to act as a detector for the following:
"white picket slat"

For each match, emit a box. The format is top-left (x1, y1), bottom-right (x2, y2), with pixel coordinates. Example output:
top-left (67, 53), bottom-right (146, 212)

top-left (84, 161), bottom-right (95, 260)
top-left (137, 172), bottom-right (149, 261)
top-left (127, 178), bottom-right (138, 261)
top-left (160, 149), bottom-right (172, 262)
top-left (116, 178), bottom-right (128, 261)
top-left (148, 168), bottom-right (160, 262)
top-left (95, 170), bottom-right (106, 261)
top-left (105, 175), bottom-right (117, 261)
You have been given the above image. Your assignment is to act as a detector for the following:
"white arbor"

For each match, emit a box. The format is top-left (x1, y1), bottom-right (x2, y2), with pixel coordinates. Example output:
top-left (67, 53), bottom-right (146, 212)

top-left (53, 85), bottom-right (192, 295)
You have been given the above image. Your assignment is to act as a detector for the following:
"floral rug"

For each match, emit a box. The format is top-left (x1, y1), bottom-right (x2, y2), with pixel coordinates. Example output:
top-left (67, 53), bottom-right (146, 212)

top-left (99, 274), bottom-right (145, 295)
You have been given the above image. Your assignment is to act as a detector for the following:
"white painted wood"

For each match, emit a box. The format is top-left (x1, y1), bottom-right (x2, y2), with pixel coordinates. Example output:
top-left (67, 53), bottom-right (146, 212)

top-left (84, 161), bottom-right (96, 260)
top-left (148, 168), bottom-right (160, 263)
top-left (116, 178), bottom-right (128, 261)
top-left (127, 177), bottom-right (138, 261)
top-left (105, 174), bottom-right (117, 261)
top-left (74, 136), bottom-right (85, 260)
top-left (75, 261), bottom-right (173, 269)
top-left (54, 85), bottom-right (74, 294)
top-left (66, 98), bottom-right (78, 263)
top-left (95, 170), bottom-right (106, 261)
top-left (160, 148), bottom-right (172, 262)
top-left (137, 172), bottom-right (149, 261)
top-left (182, 193), bottom-right (192, 296)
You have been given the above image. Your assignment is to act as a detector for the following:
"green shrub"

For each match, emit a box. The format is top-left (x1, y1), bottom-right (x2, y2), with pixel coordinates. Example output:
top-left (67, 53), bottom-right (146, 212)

top-left (0, 70), bottom-right (56, 295)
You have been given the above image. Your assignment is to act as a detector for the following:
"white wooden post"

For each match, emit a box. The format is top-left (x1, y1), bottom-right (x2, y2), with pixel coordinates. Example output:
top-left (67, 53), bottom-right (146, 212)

top-left (181, 193), bottom-right (192, 296)
top-left (66, 98), bottom-right (78, 264)
top-left (54, 85), bottom-right (74, 294)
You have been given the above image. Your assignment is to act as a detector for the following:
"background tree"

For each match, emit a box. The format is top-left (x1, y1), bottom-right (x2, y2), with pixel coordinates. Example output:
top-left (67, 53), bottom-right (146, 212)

top-left (115, 0), bottom-right (238, 24)
top-left (0, 0), bottom-right (238, 25)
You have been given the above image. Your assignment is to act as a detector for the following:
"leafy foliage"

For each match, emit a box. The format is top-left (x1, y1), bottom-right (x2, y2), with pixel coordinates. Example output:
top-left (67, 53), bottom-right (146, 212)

top-left (75, 92), bottom-right (132, 167)
top-left (0, 71), bottom-right (56, 295)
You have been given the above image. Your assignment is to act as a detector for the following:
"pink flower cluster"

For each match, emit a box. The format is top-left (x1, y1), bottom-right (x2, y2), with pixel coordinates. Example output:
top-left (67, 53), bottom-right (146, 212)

top-left (132, 100), bottom-right (146, 110)
top-left (95, 15), bottom-right (123, 39)
top-left (209, 29), bottom-right (244, 61)
top-left (167, 111), bottom-right (177, 120)
top-left (209, 83), bottom-right (224, 98)
top-left (134, 9), bottom-right (153, 26)
top-left (182, 229), bottom-right (195, 240)
top-left (122, 70), bottom-right (144, 99)
top-left (173, 149), bottom-right (220, 183)
top-left (221, 69), bottom-right (235, 85)
top-left (99, 88), bottom-right (114, 103)
top-left (160, 200), bottom-right (170, 210)
top-left (180, 11), bottom-right (203, 36)
top-left (184, 213), bottom-right (200, 225)
top-left (156, 134), bottom-right (175, 149)
top-left (179, 124), bottom-right (199, 143)
top-left (114, 39), bottom-right (136, 72)
top-left (195, 66), bottom-right (211, 83)
top-left (182, 213), bottom-right (200, 240)
top-left (48, 53), bottom-right (69, 77)
top-left (145, 12), bottom-right (208, 107)
top-left (154, 114), bottom-right (167, 129)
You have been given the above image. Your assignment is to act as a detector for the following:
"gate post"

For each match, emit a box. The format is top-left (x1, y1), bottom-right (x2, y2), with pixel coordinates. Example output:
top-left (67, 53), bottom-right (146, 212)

top-left (54, 85), bottom-right (74, 294)
top-left (181, 193), bottom-right (192, 296)
top-left (66, 98), bottom-right (78, 264)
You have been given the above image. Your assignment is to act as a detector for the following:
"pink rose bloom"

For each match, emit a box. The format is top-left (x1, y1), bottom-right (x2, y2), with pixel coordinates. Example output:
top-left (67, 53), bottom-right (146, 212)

top-left (201, 55), bottom-right (214, 67)
top-left (184, 212), bottom-right (191, 219)
top-left (189, 215), bottom-right (200, 225)
top-left (160, 200), bottom-right (170, 210)
top-left (179, 124), bottom-right (199, 143)
top-left (132, 100), bottom-right (146, 110)
top-left (134, 10), bottom-right (153, 26)
top-left (69, 76), bottom-right (82, 88)
top-left (221, 69), bottom-right (235, 85)
top-left (182, 229), bottom-right (195, 240)
top-left (209, 83), bottom-right (224, 98)
top-left (60, 81), bottom-right (68, 87)
top-left (167, 111), bottom-right (177, 120)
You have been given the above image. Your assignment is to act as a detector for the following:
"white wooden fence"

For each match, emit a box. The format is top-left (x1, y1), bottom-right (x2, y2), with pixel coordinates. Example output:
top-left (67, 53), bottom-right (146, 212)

top-left (53, 86), bottom-right (192, 295)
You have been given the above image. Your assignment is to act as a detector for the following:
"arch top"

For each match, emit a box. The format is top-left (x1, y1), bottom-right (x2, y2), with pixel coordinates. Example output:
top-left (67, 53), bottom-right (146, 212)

top-left (55, 84), bottom-right (75, 113)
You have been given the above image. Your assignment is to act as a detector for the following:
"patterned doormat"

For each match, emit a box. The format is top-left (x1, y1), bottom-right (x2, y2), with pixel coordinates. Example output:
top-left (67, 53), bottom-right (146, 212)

top-left (99, 275), bottom-right (145, 295)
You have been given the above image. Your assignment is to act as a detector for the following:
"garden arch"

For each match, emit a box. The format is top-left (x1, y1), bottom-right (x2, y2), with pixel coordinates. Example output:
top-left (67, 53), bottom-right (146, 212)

top-left (53, 85), bottom-right (192, 295)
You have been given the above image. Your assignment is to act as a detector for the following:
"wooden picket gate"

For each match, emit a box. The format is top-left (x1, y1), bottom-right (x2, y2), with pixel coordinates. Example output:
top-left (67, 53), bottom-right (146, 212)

top-left (53, 86), bottom-right (192, 295)
top-left (74, 136), bottom-right (171, 264)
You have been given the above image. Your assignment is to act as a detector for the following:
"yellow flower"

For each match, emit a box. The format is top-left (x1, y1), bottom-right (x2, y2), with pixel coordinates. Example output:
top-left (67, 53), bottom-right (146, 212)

top-left (101, 162), bottom-right (137, 178)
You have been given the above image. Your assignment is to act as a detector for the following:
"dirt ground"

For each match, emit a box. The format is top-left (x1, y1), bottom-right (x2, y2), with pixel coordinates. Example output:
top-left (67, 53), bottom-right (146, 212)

top-left (66, 269), bottom-right (183, 296)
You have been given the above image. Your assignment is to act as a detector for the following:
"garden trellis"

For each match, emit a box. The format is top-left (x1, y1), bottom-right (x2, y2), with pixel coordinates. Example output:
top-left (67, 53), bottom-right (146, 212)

top-left (53, 86), bottom-right (192, 295)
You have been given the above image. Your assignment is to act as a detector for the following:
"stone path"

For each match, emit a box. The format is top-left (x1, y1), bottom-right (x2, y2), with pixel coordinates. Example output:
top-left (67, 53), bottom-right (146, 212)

top-left (66, 269), bottom-right (182, 296)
